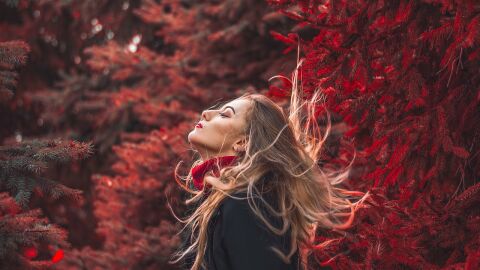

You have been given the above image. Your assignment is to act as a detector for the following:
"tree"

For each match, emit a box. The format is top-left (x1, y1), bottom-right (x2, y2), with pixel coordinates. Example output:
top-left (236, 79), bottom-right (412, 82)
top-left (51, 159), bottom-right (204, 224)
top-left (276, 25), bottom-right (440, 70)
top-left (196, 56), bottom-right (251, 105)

top-left (0, 40), bottom-right (94, 269)
top-left (266, 0), bottom-right (480, 269)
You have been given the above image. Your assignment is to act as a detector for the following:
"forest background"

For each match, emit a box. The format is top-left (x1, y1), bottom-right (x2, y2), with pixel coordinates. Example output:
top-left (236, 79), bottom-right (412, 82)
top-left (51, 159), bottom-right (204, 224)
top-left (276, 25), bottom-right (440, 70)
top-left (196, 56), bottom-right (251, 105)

top-left (0, 0), bottom-right (479, 269)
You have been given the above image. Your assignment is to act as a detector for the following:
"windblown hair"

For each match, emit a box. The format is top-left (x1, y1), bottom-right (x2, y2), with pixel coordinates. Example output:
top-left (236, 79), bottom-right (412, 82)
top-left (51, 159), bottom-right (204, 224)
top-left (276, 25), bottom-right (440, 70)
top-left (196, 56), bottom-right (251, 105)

top-left (169, 57), bottom-right (370, 270)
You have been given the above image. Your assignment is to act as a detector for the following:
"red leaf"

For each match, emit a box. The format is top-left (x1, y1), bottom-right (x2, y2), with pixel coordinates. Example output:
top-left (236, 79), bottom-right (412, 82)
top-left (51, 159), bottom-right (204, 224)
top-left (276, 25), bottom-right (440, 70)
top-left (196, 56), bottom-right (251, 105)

top-left (370, 15), bottom-right (387, 31)
top-left (279, 10), bottom-right (304, 21)
top-left (412, 197), bottom-right (422, 210)
top-left (366, 167), bottom-right (387, 187)
top-left (51, 249), bottom-right (64, 263)
top-left (464, 15), bottom-right (480, 48)
top-left (317, 66), bottom-right (332, 77)
top-left (395, 1), bottom-right (412, 23)
top-left (384, 165), bottom-right (404, 187)
top-left (282, 46), bottom-right (294, 54)
top-left (267, 85), bottom-right (289, 98)
top-left (419, 165), bottom-right (438, 189)
top-left (454, 182), bottom-right (480, 204)
top-left (364, 136), bottom-right (388, 155)
top-left (384, 65), bottom-right (395, 74)
top-left (322, 86), bottom-right (336, 97)
top-left (387, 142), bottom-right (410, 169)
top-left (23, 246), bottom-right (38, 259)
top-left (331, 32), bottom-right (342, 48)
top-left (269, 30), bottom-right (296, 45)
top-left (316, 12), bottom-right (327, 20)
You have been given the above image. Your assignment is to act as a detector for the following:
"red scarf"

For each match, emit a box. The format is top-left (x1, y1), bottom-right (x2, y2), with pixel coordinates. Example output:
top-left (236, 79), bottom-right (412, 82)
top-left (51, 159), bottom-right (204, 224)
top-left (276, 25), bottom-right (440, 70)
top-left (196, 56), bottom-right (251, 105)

top-left (191, 155), bottom-right (239, 192)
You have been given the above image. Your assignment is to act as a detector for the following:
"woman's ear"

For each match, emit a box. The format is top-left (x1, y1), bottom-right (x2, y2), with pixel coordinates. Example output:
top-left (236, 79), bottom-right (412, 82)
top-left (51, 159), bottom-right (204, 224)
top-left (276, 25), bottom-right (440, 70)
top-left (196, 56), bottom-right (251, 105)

top-left (233, 136), bottom-right (247, 152)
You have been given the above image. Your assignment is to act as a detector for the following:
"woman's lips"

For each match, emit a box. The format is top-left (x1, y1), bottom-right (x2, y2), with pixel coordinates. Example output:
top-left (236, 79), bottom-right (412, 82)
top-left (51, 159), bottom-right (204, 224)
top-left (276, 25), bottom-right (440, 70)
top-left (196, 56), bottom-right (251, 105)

top-left (195, 123), bottom-right (203, 128)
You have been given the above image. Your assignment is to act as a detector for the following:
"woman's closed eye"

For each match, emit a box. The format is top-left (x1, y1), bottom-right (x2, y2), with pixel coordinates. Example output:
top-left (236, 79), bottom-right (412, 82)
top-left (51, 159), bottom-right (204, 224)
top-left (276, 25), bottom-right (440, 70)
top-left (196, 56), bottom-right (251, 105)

top-left (219, 112), bottom-right (229, 118)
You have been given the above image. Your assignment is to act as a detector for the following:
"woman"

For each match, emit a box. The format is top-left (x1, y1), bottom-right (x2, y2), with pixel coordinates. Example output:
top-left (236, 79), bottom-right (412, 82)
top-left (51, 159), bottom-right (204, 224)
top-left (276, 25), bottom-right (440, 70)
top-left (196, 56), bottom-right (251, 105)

top-left (169, 59), bottom-right (369, 270)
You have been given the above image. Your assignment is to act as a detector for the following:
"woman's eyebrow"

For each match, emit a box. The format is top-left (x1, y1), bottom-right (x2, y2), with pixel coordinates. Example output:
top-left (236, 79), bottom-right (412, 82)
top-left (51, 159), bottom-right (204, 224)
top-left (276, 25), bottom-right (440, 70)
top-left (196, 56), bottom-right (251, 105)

top-left (221, 106), bottom-right (236, 114)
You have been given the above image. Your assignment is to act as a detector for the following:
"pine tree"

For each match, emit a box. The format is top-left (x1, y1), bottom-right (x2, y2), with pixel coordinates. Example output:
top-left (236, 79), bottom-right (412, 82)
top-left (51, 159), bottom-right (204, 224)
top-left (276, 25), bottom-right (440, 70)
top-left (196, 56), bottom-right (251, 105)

top-left (0, 40), bottom-right (94, 269)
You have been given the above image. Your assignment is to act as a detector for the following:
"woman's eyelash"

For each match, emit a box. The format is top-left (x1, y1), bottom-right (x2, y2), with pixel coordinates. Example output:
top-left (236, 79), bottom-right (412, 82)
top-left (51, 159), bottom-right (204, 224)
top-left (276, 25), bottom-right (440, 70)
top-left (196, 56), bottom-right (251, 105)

top-left (219, 112), bottom-right (228, 117)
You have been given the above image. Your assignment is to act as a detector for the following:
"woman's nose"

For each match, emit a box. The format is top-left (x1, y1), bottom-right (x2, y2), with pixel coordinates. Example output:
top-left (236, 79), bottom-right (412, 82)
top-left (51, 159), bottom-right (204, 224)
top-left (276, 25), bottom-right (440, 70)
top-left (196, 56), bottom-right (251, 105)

top-left (201, 110), bottom-right (210, 121)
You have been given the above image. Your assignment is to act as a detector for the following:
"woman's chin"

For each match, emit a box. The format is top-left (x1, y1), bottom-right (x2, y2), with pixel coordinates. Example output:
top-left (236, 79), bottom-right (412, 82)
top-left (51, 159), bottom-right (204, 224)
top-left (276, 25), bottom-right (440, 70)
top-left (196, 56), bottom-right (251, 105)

top-left (187, 133), bottom-right (204, 148)
top-left (187, 133), bottom-right (195, 145)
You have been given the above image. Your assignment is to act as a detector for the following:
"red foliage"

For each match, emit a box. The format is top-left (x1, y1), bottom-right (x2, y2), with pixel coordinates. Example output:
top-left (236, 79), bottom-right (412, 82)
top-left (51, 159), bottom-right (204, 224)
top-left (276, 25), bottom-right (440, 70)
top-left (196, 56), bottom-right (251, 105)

top-left (0, 0), bottom-right (479, 269)
top-left (266, 0), bottom-right (480, 269)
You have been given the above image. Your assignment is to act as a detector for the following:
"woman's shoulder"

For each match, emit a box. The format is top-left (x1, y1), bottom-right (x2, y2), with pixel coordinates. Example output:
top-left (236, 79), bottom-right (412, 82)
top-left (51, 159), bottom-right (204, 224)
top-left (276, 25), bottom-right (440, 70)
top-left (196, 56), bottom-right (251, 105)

top-left (220, 190), bottom-right (268, 211)
top-left (216, 190), bottom-right (301, 270)
top-left (218, 190), bottom-right (282, 229)
top-left (219, 191), bottom-right (252, 215)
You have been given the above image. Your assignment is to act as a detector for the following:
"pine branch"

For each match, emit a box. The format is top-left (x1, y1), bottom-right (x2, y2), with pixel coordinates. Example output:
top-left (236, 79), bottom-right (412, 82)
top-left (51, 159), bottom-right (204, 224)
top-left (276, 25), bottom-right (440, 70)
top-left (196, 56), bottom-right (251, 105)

top-left (0, 138), bottom-right (93, 208)
top-left (0, 40), bottom-right (30, 102)
top-left (446, 182), bottom-right (480, 212)
top-left (0, 192), bottom-right (70, 270)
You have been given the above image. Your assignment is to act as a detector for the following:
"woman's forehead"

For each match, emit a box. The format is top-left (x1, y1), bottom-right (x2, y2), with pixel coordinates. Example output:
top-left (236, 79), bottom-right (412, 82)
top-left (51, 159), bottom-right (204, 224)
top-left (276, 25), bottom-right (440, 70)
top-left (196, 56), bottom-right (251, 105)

top-left (221, 98), bottom-right (252, 114)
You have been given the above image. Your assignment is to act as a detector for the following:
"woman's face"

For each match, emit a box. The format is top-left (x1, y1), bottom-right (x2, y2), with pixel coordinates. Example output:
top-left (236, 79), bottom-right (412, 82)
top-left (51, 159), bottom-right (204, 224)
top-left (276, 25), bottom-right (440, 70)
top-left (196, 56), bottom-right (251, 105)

top-left (188, 98), bottom-right (252, 160)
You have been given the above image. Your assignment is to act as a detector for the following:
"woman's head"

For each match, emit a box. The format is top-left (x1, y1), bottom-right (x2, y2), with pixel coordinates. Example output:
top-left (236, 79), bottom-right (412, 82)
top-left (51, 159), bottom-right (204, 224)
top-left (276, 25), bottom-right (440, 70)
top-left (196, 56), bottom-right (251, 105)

top-left (187, 92), bottom-right (303, 166)
top-left (187, 96), bottom-right (253, 160)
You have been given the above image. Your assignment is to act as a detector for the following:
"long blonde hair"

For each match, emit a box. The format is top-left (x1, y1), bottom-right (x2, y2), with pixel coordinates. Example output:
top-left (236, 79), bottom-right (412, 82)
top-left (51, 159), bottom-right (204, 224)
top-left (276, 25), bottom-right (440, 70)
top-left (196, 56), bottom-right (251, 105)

top-left (169, 54), bottom-right (370, 270)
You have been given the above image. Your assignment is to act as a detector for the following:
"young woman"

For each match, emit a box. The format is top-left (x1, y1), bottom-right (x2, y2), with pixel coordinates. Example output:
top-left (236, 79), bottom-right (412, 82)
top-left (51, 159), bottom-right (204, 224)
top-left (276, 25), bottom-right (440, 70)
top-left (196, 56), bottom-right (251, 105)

top-left (169, 60), bottom-right (370, 270)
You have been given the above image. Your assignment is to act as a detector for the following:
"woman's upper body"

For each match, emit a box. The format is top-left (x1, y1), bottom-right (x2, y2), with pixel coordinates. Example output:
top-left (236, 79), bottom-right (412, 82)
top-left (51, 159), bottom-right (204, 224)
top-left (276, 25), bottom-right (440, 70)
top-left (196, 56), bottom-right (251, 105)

top-left (180, 189), bottom-right (303, 270)
top-left (205, 190), bottom-right (302, 270)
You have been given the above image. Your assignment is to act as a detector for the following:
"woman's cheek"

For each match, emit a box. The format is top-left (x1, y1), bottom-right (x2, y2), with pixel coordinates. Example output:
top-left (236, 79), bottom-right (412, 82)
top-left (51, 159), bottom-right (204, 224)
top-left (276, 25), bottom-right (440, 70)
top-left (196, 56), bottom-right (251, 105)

top-left (218, 122), bottom-right (237, 137)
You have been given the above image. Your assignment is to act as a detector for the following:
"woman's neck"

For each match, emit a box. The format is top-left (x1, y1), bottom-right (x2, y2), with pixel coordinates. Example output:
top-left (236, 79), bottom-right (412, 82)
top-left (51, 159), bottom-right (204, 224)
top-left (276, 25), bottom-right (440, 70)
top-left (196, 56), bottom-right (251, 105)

top-left (197, 150), bottom-right (237, 162)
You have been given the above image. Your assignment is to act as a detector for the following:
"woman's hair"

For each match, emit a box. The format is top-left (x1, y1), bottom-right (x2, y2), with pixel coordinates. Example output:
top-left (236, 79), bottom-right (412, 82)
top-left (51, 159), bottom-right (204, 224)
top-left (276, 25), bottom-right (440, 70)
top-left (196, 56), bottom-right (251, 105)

top-left (169, 57), bottom-right (370, 270)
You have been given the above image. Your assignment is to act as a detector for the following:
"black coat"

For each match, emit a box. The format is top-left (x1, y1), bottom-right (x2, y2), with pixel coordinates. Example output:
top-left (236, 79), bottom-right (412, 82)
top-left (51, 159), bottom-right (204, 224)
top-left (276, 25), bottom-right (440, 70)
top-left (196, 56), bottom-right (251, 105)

top-left (179, 191), bottom-right (303, 270)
